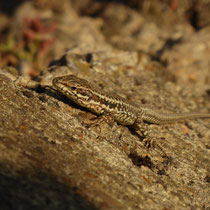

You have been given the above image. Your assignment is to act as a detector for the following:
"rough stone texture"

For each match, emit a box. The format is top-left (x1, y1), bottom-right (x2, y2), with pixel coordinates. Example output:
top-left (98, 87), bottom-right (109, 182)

top-left (0, 1), bottom-right (210, 210)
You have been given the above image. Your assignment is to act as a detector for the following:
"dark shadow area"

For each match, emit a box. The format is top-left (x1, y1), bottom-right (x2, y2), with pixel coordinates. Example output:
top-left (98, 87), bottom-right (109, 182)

top-left (128, 152), bottom-right (167, 176)
top-left (152, 37), bottom-right (183, 63)
top-left (49, 53), bottom-right (93, 67)
top-left (128, 152), bottom-right (154, 169)
top-left (0, 0), bottom-right (29, 15)
top-left (0, 163), bottom-right (97, 210)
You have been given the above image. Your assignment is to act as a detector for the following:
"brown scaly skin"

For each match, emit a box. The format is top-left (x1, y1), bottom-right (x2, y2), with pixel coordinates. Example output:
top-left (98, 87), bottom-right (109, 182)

top-left (52, 75), bottom-right (210, 138)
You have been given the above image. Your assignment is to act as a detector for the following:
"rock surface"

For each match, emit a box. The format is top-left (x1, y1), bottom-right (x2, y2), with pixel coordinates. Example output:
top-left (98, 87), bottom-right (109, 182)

top-left (0, 1), bottom-right (210, 209)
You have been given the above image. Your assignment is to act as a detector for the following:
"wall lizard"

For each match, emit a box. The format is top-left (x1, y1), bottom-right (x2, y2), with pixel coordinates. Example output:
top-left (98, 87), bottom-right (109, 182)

top-left (52, 75), bottom-right (210, 137)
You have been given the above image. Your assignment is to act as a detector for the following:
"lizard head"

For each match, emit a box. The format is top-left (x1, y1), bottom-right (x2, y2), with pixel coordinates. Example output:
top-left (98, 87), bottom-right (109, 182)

top-left (52, 75), bottom-right (94, 105)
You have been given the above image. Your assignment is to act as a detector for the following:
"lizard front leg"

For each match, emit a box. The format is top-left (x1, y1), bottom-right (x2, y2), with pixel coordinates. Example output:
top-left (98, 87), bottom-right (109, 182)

top-left (84, 111), bottom-right (116, 128)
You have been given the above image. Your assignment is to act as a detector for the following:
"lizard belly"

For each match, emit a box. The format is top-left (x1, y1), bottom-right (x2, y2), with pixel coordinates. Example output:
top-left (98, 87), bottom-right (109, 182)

top-left (114, 111), bottom-right (136, 126)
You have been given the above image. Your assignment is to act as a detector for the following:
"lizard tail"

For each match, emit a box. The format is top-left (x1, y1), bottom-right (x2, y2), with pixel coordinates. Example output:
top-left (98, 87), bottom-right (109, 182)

top-left (140, 108), bottom-right (210, 124)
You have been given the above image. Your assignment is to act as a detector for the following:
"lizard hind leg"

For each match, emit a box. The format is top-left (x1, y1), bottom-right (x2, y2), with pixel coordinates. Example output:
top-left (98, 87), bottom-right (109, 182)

top-left (133, 117), bottom-right (153, 148)
top-left (133, 117), bottom-right (149, 137)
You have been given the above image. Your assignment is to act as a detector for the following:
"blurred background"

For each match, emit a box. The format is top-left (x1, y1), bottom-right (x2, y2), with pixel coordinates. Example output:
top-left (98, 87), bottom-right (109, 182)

top-left (1, 0), bottom-right (210, 78)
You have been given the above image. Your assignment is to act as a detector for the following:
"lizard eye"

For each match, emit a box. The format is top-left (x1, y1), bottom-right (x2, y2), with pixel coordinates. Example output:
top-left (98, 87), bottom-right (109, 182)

top-left (72, 87), bottom-right (77, 90)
